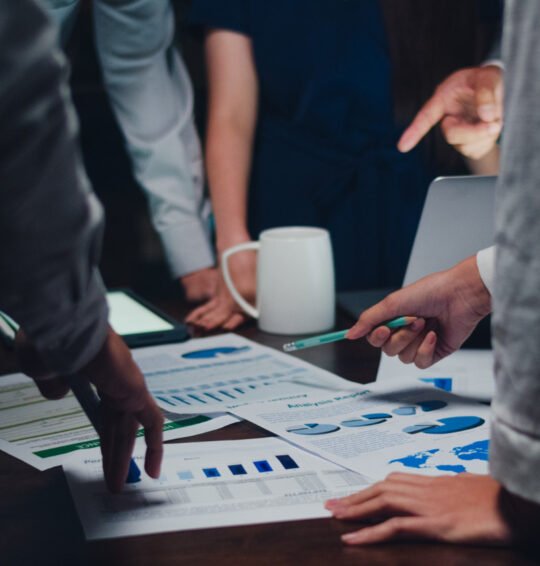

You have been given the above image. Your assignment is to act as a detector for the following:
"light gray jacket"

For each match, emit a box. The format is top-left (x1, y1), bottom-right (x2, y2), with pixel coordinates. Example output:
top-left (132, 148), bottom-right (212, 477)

top-left (491, 0), bottom-right (540, 504)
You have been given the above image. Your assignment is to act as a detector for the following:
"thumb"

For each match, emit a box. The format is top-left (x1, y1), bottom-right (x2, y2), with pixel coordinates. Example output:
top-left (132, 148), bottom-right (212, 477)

top-left (34, 376), bottom-right (70, 400)
top-left (475, 66), bottom-right (503, 122)
top-left (347, 294), bottom-right (408, 340)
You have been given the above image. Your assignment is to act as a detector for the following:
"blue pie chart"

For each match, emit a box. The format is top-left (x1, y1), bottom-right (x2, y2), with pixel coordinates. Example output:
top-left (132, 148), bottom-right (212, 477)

top-left (182, 346), bottom-right (250, 359)
top-left (287, 423), bottom-right (340, 436)
top-left (342, 413), bottom-right (392, 427)
top-left (420, 416), bottom-right (484, 435)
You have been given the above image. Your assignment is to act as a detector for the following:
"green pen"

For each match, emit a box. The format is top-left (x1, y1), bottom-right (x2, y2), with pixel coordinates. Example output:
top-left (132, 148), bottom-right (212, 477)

top-left (282, 316), bottom-right (417, 352)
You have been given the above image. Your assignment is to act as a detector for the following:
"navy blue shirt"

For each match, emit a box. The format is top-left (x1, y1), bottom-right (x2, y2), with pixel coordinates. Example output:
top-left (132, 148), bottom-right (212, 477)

top-left (191, 0), bottom-right (435, 290)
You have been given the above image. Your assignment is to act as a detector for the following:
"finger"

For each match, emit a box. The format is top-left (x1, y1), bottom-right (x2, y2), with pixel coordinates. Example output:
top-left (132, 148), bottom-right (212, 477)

top-left (326, 474), bottom-right (427, 512)
top-left (347, 293), bottom-right (411, 340)
top-left (414, 331), bottom-right (438, 369)
top-left (100, 402), bottom-right (116, 490)
top-left (366, 326), bottom-right (392, 348)
top-left (185, 299), bottom-right (218, 323)
top-left (441, 116), bottom-right (501, 146)
top-left (333, 493), bottom-right (421, 521)
top-left (108, 411), bottom-right (139, 493)
top-left (222, 313), bottom-right (246, 330)
top-left (398, 332), bottom-right (429, 364)
top-left (34, 376), bottom-right (70, 400)
top-left (397, 94), bottom-right (445, 152)
top-left (457, 135), bottom-right (500, 160)
top-left (385, 472), bottom-right (433, 485)
top-left (341, 516), bottom-right (443, 545)
top-left (326, 482), bottom-right (388, 509)
top-left (136, 398), bottom-right (164, 479)
top-left (198, 308), bottom-right (233, 330)
top-left (380, 319), bottom-right (426, 357)
top-left (475, 66), bottom-right (503, 122)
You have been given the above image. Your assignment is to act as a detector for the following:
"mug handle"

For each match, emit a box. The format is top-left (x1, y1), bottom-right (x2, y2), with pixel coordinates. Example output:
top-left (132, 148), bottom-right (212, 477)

top-left (221, 242), bottom-right (261, 319)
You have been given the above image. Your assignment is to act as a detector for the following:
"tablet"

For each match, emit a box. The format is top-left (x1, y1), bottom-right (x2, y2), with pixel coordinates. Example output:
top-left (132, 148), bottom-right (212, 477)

top-left (106, 290), bottom-right (189, 348)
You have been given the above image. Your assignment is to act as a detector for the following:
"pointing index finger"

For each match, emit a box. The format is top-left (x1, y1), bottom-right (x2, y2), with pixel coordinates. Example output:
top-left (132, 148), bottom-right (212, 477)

top-left (398, 93), bottom-right (445, 153)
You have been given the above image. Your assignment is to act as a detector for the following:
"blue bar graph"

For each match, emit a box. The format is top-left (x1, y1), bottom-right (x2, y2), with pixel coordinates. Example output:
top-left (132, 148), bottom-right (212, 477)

top-left (276, 455), bottom-right (299, 470)
top-left (253, 460), bottom-right (273, 473)
top-left (203, 468), bottom-right (221, 478)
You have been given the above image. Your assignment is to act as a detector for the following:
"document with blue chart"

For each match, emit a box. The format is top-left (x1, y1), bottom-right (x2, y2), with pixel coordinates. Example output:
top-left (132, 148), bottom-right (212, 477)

top-left (376, 349), bottom-right (494, 401)
top-left (132, 334), bottom-right (355, 414)
top-left (231, 384), bottom-right (491, 481)
top-left (64, 437), bottom-right (371, 540)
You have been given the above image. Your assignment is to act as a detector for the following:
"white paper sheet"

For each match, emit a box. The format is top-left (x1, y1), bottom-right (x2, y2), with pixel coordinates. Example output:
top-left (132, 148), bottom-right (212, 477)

top-left (64, 437), bottom-right (371, 540)
top-left (376, 350), bottom-right (494, 401)
top-left (0, 373), bottom-right (237, 470)
top-left (134, 333), bottom-right (355, 414)
top-left (231, 384), bottom-right (491, 481)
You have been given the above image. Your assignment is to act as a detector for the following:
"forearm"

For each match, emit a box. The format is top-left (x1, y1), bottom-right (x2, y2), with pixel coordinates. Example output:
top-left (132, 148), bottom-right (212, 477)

top-left (206, 117), bottom-right (255, 252)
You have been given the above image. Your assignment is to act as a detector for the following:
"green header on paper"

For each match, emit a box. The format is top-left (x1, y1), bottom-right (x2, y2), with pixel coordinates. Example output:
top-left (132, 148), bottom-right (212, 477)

top-left (33, 415), bottom-right (211, 459)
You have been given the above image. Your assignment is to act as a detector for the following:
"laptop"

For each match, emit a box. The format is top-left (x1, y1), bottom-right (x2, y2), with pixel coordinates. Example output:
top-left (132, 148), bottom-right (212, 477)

top-left (337, 175), bottom-right (496, 318)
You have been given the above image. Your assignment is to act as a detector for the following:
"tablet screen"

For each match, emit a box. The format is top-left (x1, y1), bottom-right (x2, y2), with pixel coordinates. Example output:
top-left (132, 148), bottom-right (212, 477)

top-left (106, 291), bottom-right (175, 336)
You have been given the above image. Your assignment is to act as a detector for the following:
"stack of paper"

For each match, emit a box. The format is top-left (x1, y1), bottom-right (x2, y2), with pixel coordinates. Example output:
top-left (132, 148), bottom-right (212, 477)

top-left (0, 333), bottom-right (494, 541)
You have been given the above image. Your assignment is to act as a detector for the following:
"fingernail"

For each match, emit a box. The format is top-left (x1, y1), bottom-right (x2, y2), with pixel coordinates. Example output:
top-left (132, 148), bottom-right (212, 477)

top-left (487, 122), bottom-right (501, 134)
top-left (342, 533), bottom-right (364, 544)
top-left (478, 104), bottom-right (496, 121)
top-left (398, 135), bottom-right (413, 153)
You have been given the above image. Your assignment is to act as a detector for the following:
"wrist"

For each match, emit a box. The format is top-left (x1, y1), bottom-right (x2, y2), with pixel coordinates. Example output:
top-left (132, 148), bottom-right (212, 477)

top-left (216, 231), bottom-right (251, 254)
top-left (453, 255), bottom-right (492, 318)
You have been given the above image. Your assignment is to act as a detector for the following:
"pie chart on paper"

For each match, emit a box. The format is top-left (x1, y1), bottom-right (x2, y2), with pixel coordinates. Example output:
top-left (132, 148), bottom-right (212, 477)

top-left (286, 423), bottom-right (340, 436)
top-left (403, 416), bottom-right (485, 435)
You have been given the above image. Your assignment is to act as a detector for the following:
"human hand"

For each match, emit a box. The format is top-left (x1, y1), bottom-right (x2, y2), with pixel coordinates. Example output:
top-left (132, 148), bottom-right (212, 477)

top-left (185, 250), bottom-right (256, 331)
top-left (180, 267), bottom-right (218, 303)
top-left (325, 473), bottom-right (513, 545)
top-left (17, 327), bottom-right (163, 493)
top-left (346, 256), bottom-right (491, 368)
top-left (398, 65), bottom-right (503, 160)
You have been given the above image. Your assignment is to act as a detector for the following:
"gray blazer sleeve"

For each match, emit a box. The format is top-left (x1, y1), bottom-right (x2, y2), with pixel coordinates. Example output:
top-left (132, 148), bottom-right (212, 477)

top-left (0, 0), bottom-right (108, 374)
top-left (490, 0), bottom-right (540, 504)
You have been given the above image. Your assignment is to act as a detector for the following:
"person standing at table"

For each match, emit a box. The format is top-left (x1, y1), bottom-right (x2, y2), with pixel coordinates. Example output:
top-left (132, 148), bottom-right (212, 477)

top-left (0, 0), bottom-right (163, 493)
top-left (46, 0), bottom-right (217, 302)
top-left (326, 0), bottom-right (540, 545)
top-left (186, 0), bottom-right (502, 332)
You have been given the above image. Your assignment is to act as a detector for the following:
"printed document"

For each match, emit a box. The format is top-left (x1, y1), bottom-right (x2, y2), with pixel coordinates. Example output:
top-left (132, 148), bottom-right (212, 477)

top-left (0, 373), bottom-right (237, 470)
top-left (64, 437), bottom-right (371, 540)
top-left (232, 384), bottom-right (491, 481)
top-left (134, 333), bottom-right (354, 414)
top-left (377, 350), bottom-right (494, 401)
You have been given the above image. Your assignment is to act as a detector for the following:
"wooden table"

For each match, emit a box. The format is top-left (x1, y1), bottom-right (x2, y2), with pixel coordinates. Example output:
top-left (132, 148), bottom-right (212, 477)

top-left (1, 305), bottom-right (538, 566)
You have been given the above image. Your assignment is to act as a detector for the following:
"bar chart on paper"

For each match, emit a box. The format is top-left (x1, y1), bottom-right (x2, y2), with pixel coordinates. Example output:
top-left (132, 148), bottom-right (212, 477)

top-left (133, 334), bottom-right (353, 413)
top-left (64, 438), bottom-right (372, 540)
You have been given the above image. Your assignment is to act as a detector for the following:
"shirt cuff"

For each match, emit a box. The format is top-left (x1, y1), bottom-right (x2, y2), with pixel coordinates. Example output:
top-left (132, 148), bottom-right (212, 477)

top-left (483, 59), bottom-right (504, 70)
top-left (476, 246), bottom-right (495, 295)
top-left (490, 410), bottom-right (540, 504)
top-left (159, 219), bottom-right (215, 278)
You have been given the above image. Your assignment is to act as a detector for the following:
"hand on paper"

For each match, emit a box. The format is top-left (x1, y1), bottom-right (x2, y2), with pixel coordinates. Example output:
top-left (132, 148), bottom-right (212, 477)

top-left (17, 326), bottom-right (164, 493)
top-left (325, 473), bottom-right (514, 545)
top-left (347, 256), bottom-right (492, 368)
top-left (185, 250), bottom-right (256, 331)
top-left (398, 65), bottom-right (503, 162)
top-left (180, 267), bottom-right (219, 303)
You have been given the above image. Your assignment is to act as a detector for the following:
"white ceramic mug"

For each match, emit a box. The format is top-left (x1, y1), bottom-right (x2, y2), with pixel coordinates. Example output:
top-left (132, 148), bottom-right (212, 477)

top-left (222, 227), bottom-right (335, 335)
